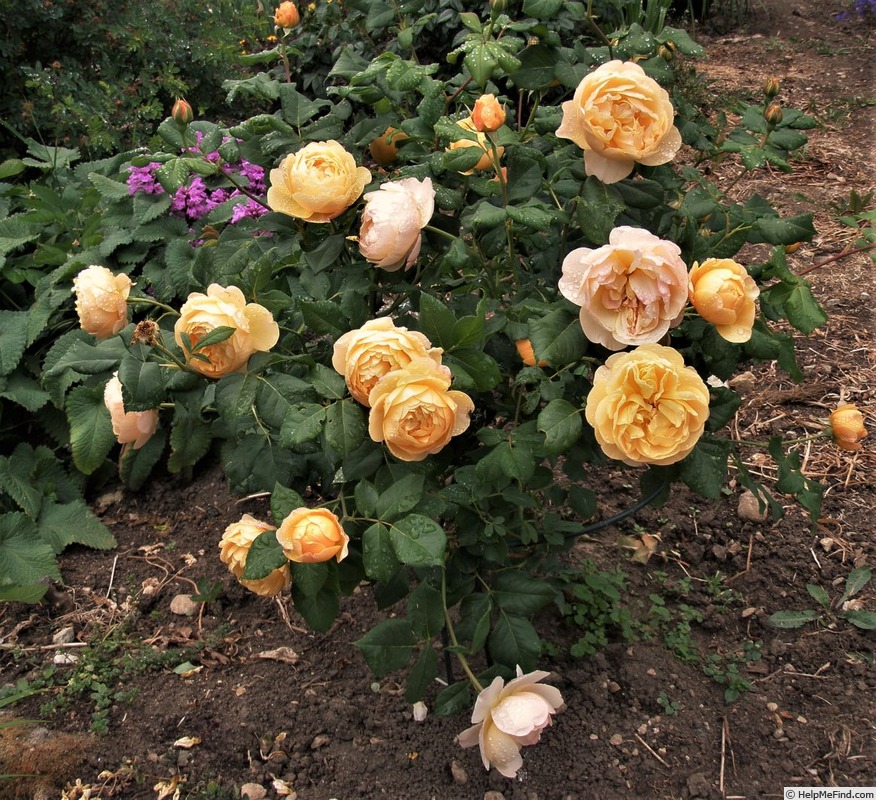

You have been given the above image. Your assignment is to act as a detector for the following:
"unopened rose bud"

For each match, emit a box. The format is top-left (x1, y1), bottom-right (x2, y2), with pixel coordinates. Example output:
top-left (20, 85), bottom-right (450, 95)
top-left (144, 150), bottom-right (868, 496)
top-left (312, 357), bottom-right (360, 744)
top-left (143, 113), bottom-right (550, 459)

top-left (763, 76), bottom-right (781, 99)
top-left (471, 94), bottom-right (506, 132)
top-left (274, 0), bottom-right (300, 29)
top-left (489, 0), bottom-right (507, 15)
top-left (764, 103), bottom-right (783, 127)
top-left (172, 98), bottom-right (193, 126)
top-left (658, 42), bottom-right (675, 61)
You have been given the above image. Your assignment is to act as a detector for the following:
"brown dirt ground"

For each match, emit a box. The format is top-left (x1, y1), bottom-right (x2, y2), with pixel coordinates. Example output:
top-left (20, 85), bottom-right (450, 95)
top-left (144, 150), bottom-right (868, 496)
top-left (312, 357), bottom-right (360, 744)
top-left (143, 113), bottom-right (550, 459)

top-left (1, 2), bottom-right (874, 799)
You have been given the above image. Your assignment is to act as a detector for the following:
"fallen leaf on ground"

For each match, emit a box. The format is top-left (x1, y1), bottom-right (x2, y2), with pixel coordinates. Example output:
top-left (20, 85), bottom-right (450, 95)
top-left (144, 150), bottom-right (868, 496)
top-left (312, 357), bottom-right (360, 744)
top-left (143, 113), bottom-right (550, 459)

top-left (256, 646), bottom-right (299, 664)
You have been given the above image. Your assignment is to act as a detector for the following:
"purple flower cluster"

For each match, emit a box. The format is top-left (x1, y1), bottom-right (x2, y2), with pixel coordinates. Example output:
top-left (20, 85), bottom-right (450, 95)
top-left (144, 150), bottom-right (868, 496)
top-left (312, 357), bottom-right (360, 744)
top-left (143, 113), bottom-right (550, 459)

top-left (126, 143), bottom-right (269, 229)
top-left (834, 0), bottom-right (876, 19)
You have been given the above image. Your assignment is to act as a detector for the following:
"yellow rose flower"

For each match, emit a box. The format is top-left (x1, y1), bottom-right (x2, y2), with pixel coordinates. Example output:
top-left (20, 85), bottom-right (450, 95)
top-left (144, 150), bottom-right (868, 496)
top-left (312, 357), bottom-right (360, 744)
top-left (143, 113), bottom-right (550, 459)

top-left (447, 117), bottom-right (504, 173)
top-left (267, 140), bottom-right (371, 223)
top-left (219, 514), bottom-right (291, 597)
top-left (688, 258), bottom-right (760, 343)
top-left (585, 344), bottom-right (710, 466)
top-left (556, 59), bottom-right (682, 184)
top-left (829, 404), bottom-right (867, 452)
top-left (457, 667), bottom-right (564, 779)
top-left (471, 94), bottom-right (506, 132)
top-left (332, 318), bottom-right (442, 406)
top-left (558, 226), bottom-right (688, 351)
top-left (273, 0), bottom-right (300, 28)
top-left (276, 507), bottom-right (349, 564)
top-left (368, 357), bottom-right (474, 462)
top-left (72, 265), bottom-right (132, 339)
top-left (358, 177), bottom-right (435, 272)
top-left (103, 372), bottom-right (159, 451)
top-left (174, 284), bottom-right (280, 378)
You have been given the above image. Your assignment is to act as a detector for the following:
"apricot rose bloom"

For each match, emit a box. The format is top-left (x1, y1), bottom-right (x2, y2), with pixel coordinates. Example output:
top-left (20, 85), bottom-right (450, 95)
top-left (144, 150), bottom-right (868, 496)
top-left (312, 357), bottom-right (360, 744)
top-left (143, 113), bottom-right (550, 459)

top-left (457, 668), bottom-right (564, 779)
top-left (472, 94), bottom-right (506, 132)
top-left (556, 59), bottom-right (682, 184)
top-left (219, 514), bottom-right (292, 597)
top-left (358, 178), bottom-right (435, 271)
top-left (276, 508), bottom-right (349, 564)
top-left (586, 344), bottom-right (710, 466)
top-left (174, 284), bottom-right (280, 378)
top-left (368, 358), bottom-right (474, 462)
top-left (273, 0), bottom-right (300, 28)
top-left (332, 318), bottom-right (442, 406)
top-left (103, 373), bottom-right (159, 451)
top-left (72, 265), bottom-right (132, 339)
top-left (267, 140), bottom-right (371, 223)
top-left (689, 258), bottom-right (760, 343)
top-left (447, 117), bottom-right (504, 173)
top-left (829, 404), bottom-right (867, 452)
top-left (558, 226), bottom-right (688, 351)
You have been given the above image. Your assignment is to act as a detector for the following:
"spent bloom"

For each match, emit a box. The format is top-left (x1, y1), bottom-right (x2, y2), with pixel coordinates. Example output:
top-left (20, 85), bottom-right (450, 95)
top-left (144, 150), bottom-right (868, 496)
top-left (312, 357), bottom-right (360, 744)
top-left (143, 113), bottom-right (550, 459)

top-left (688, 258), bottom-right (759, 343)
top-left (267, 140), bottom-right (371, 223)
top-left (276, 508), bottom-right (349, 564)
top-left (332, 318), bottom-right (443, 406)
top-left (103, 373), bottom-right (159, 452)
top-left (174, 284), bottom-right (280, 378)
top-left (556, 59), bottom-right (681, 184)
top-left (219, 514), bottom-right (291, 597)
top-left (72, 265), bottom-right (132, 339)
top-left (358, 177), bottom-right (435, 271)
top-left (457, 668), bottom-right (564, 779)
top-left (558, 226), bottom-right (688, 351)
top-left (585, 344), bottom-right (710, 466)
top-left (829, 404), bottom-right (867, 451)
top-left (368, 357), bottom-right (474, 462)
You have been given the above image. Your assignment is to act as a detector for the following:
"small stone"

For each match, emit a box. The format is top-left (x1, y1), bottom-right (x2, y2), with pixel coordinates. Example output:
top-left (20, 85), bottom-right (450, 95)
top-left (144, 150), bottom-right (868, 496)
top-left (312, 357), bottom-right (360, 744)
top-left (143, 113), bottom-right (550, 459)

top-left (589, 734), bottom-right (599, 740)
top-left (607, 681), bottom-right (621, 693)
top-left (728, 370), bottom-right (756, 392)
top-left (637, 723), bottom-right (648, 735)
top-left (53, 652), bottom-right (78, 665)
top-left (484, 792), bottom-right (505, 800)
top-left (797, 715), bottom-right (808, 724)
top-left (52, 626), bottom-right (75, 645)
top-left (738, 490), bottom-right (769, 522)
top-left (766, 702), bottom-right (778, 712)
top-left (646, 668), bottom-right (656, 677)
top-left (240, 784), bottom-right (267, 800)
top-left (820, 537), bottom-right (835, 552)
top-left (609, 734), bottom-right (624, 746)
top-left (310, 734), bottom-right (330, 750)
top-left (686, 772), bottom-right (712, 798)
top-left (170, 594), bottom-right (198, 616)
top-left (451, 760), bottom-right (468, 785)
top-left (773, 728), bottom-right (785, 740)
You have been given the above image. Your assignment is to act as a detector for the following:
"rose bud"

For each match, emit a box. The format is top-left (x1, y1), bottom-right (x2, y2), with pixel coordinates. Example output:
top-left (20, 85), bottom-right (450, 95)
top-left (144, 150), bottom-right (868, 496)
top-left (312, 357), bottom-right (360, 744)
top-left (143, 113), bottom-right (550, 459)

top-left (274, 0), bottom-right (300, 28)
top-left (763, 76), bottom-right (781, 99)
top-left (172, 98), bottom-right (194, 125)
top-left (764, 103), bottom-right (783, 127)
top-left (471, 94), bottom-right (506, 133)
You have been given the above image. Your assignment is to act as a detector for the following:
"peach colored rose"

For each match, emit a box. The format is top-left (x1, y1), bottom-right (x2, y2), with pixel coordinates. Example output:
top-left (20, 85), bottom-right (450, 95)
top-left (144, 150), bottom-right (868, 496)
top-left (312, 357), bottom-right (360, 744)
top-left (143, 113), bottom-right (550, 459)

top-left (72, 265), bottom-right (132, 339)
top-left (368, 357), bottom-right (474, 462)
top-left (558, 226), bottom-right (688, 351)
top-left (471, 94), bottom-right (506, 132)
top-left (273, 0), bottom-right (300, 28)
top-left (369, 127), bottom-right (409, 166)
top-left (358, 178), bottom-right (435, 271)
top-left (332, 318), bottom-right (442, 406)
top-left (585, 344), bottom-right (710, 466)
top-left (515, 339), bottom-right (547, 368)
top-left (829, 404), bottom-right (867, 452)
top-left (276, 507), bottom-right (349, 564)
top-left (457, 667), bottom-right (564, 779)
top-left (174, 284), bottom-right (280, 378)
top-left (103, 373), bottom-right (159, 451)
top-left (556, 59), bottom-right (681, 184)
top-left (267, 140), bottom-right (371, 223)
top-left (447, 117), bottom-right (504, 173)
top-left (219, 514), bottom-right (292, 597)
top-left (688, 258), bottom-right (760, 343)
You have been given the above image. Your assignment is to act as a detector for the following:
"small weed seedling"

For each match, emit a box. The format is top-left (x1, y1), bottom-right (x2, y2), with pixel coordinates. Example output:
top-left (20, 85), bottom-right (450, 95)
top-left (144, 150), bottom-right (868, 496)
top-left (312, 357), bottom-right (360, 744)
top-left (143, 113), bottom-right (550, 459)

top-left (768, 567), bottom-right (876, 631)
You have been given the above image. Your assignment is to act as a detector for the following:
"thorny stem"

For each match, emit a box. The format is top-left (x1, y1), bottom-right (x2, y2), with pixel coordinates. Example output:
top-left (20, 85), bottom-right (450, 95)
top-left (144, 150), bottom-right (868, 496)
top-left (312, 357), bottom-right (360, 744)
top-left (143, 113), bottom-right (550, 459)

top-left (441, 570), bottom-right (484, 693)
top-left (797, 242), bottom-right (876, 276)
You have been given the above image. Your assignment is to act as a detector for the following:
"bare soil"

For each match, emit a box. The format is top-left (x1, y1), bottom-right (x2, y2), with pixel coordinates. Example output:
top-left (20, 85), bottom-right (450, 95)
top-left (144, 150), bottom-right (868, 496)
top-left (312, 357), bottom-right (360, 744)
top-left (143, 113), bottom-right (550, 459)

top-left (1, 2), bottom-right (874, 799)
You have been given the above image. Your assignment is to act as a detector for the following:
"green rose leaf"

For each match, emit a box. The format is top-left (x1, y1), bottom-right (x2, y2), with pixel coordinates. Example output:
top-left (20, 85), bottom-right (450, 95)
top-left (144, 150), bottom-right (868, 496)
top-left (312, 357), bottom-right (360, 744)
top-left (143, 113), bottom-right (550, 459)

top-left (355, 618), bottom-right (417, 676)
top-left (387, 514), bottom-right (446, 567)
top-left (537, 398), bottom-right (583, 454)
top-left (242, 530), bottom-right (285, 581)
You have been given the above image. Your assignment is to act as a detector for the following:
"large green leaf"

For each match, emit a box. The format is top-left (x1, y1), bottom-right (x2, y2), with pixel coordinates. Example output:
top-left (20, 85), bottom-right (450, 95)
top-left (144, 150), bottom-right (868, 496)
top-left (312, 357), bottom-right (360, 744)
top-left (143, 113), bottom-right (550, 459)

top-left (118, 357), bottom-right (166, 412)
top-left (387, 514), bottom-right (446, 567)
top-left (488, 612), bottom-right (541, 672)
top-left (491, 571), bottom-right (557, 615)
top-left (537, 399), bottom-right (583, 455)
top-left (324, 400), bottom-right (366, 458)
top-left (66, 384), bottom-right (116, 475)
top-left (529, 307), bottom-right (587, 366)
top-left (407, 581), bottom-right (445, 639)
top-left (376, 473), bottom-right (424, 522)
top-left (0, 512), bottom-right (60, 590)
top-left (37, 499), bottom-right (116, 554)
top-left (355, 618), bottom-right (417, 676)
top-left (405, 645), bottom-right (439, 703)
top-left (242, 530), bottom-right (285, 580)
top-left (0, 454), bottom-right (43, 517)
top-left (363, 522), bottom-right (401, 583)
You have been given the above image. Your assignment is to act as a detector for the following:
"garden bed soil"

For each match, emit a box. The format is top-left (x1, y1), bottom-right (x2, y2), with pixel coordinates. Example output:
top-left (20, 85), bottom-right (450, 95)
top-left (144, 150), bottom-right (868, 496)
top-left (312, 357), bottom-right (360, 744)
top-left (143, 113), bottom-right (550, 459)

top-left (1, 1), bottom-right (874, 798)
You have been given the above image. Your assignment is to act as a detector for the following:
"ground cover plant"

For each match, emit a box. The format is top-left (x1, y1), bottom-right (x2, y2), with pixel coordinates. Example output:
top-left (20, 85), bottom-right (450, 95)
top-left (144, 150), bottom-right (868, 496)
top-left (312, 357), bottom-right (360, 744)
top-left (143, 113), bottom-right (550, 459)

top-left (0, 0), bottom-right (873, 796)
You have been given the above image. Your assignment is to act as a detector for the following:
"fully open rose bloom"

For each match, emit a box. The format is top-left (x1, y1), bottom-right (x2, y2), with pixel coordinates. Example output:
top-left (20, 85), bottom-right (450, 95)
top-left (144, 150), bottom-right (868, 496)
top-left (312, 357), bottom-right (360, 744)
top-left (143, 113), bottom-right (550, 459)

top-left (368, 358), bottom-right (474, 462)
top-left (267, 140), bottom-right (371, 223)
top-left (446, 117), bottom-right (504, 173)
top-left (457, 668), bottom-right (564, 779)
top-left (829, 403), bottom-right (867, 452)
top-left (174, 284), bottom-right (280, 378)
top-left (332, 318), bottom-right (442, 406)
top-left (219, 514), bottom-right (291, 597)
top-left (585, 344), bottom-right (710, 466)
top-left (276, 508), bottom-right (349, 564)
top-left (558, 226), bottom-right (688, 351)
top-left (72, 265), bottom-right (132, 339)
top-left (689, 258), bottom-right (760, 343)
top-left (358, 178), bottom-right (435, 271)
top-left (556, 59), bottom-right (682, 184)
top-left (103, 373), bottom-right (159, 451)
